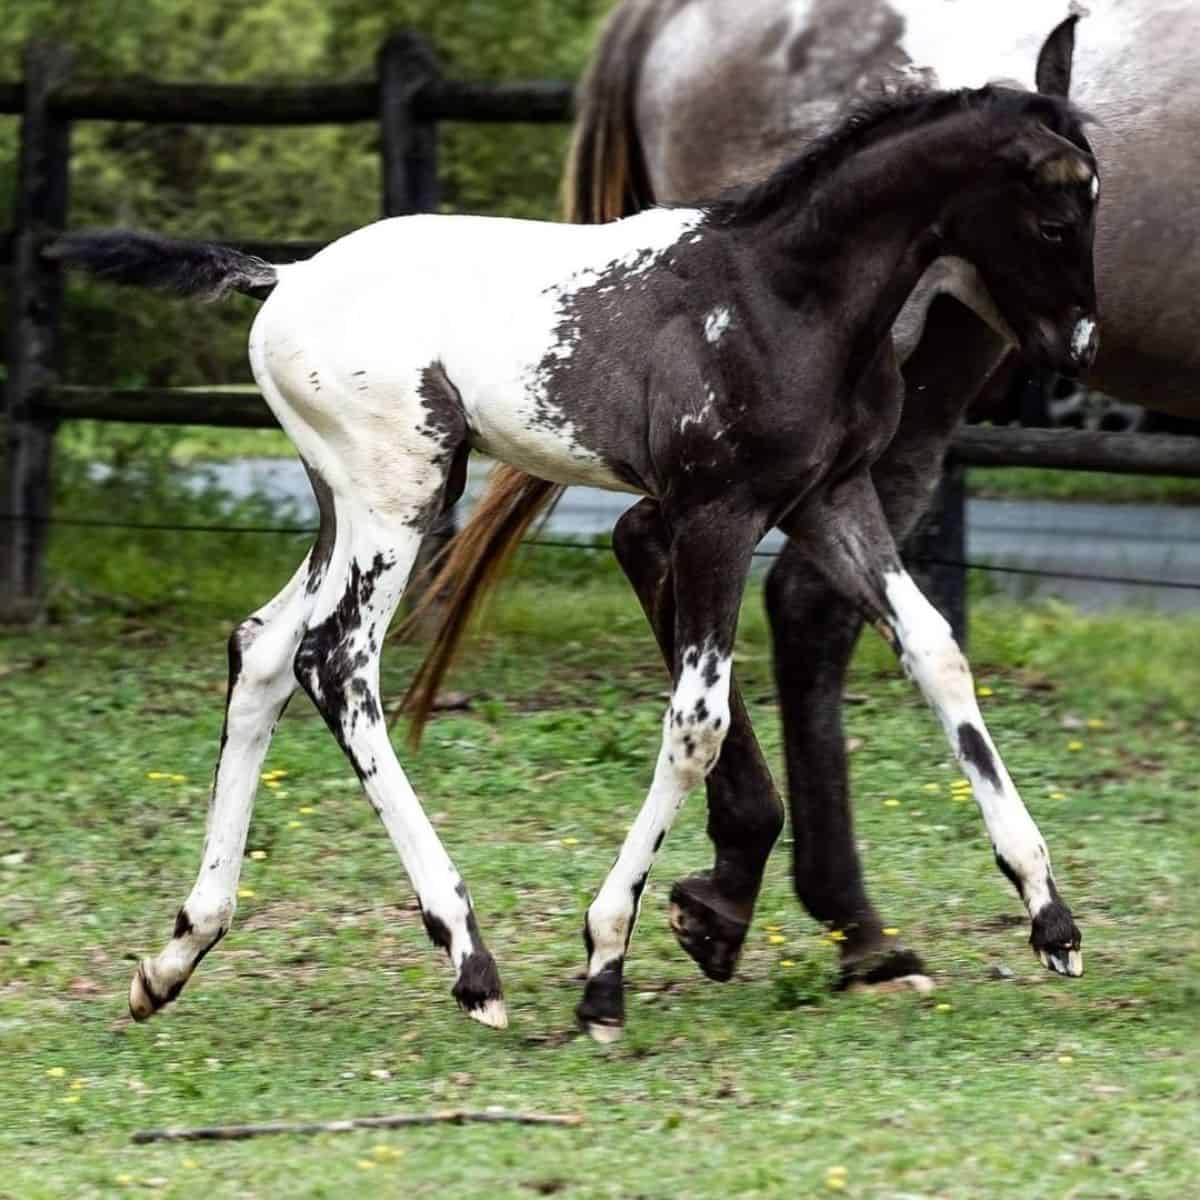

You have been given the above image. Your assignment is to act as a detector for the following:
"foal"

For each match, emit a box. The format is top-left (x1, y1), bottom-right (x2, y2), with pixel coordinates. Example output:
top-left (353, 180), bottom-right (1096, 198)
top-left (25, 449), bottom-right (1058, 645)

top-left (60, 84), bottom-right (1098, 1041)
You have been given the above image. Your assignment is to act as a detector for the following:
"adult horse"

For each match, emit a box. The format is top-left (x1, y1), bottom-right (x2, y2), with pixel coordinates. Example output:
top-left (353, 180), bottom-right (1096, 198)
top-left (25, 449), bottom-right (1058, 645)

top-left (417, 5), bottom-right (1156, 996)
top-left (59, 80), bottom-right (1097, 1040)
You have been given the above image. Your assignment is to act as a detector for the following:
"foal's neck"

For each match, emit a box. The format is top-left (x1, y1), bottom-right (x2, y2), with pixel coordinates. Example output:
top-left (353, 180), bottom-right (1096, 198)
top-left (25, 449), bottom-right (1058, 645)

top-left (758, 110), bottom-right (999, 379)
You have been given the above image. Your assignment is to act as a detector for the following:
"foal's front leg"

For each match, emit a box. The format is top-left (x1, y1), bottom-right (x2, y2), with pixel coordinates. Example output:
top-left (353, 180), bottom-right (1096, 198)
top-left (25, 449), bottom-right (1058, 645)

top-left (612, 499), bottom-right (784, 982)
top-left (784, 477), bottom-right (1081, 977)
top-left (578, 506), bottom-right (761, 1041)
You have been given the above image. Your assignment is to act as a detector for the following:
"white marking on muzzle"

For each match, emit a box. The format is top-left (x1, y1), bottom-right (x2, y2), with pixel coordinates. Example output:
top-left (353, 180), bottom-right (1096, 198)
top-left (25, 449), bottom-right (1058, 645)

top-left (1071, 316), bottom-right (1096, 361)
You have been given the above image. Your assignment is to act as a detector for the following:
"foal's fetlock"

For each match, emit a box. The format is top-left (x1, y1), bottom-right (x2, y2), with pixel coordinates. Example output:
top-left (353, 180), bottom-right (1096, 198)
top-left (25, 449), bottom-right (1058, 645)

top-left (668, 873), bottom-right (750, 982)
top-left (1031, 893), bottom-right (1083, 978)
top-left (452, 950), bottom-right (508, 1029)
top-left (577, 960), bottom-right (625, 1044)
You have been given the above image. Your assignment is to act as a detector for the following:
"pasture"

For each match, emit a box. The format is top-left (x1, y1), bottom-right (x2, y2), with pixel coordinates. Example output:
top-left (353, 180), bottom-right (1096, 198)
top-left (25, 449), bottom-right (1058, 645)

top-left (3, 517), bottom-right (1196, 1198)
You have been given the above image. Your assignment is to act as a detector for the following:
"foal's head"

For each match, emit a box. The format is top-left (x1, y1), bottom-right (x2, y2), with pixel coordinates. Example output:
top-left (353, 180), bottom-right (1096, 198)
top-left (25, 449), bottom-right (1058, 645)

top-left (932, 88), bottom-right (1099, 375)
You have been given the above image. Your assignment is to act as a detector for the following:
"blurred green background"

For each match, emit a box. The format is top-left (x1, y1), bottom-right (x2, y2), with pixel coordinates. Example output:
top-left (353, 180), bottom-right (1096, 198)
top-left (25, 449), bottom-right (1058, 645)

top-left (1, 0), bottom-right (611, 388)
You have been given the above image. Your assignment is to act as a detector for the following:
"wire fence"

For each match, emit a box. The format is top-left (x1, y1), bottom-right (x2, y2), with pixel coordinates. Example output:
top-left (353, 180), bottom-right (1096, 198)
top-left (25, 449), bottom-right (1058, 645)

top-left (5, 510), bottom-right (1199, 592)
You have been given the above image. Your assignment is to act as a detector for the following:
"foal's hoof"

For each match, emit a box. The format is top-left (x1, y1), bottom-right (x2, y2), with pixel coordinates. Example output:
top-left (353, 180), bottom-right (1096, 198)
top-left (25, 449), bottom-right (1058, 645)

top-left (836, 945), bottom-right (933, 995)
top-left (452, 950), bottom-right (508, 1029)
top-left (582, 1020), bottom-right (624, 1045)
top-left (576, 961), bottom-right (625, 1044)
top-left (128, 960), bottom-right (178, 1021)
top-left (1032, 901), bottom-right (1083, 977)
top-left (668, 874), bottom-right (750, 983)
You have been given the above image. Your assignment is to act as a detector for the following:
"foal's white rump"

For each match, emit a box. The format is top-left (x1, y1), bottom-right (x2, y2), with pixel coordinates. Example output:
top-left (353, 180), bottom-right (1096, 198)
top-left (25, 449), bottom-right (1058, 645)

top-left (249, 208), bottom-right (703, 497)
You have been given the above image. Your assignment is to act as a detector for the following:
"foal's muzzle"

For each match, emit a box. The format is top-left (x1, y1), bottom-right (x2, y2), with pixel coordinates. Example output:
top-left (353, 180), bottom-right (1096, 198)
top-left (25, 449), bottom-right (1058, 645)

top-left (1069, 314), bottom-right (1099, 370)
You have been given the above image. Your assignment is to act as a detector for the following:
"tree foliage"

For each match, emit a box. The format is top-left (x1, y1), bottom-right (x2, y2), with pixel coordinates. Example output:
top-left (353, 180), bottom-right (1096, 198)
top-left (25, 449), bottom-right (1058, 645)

top-left (2, 0), bottom-right (612, 386)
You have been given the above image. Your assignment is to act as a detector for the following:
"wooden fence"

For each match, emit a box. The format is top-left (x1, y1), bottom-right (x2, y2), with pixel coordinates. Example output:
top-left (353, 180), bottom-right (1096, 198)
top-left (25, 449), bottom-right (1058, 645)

top-left (3, 33), bottom-right (1199, 633)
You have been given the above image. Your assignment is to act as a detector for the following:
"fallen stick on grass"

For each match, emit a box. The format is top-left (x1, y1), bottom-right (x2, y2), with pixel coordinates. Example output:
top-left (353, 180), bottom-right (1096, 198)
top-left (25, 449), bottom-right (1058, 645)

top-left (132, 1108), bottom-right (584, 1143)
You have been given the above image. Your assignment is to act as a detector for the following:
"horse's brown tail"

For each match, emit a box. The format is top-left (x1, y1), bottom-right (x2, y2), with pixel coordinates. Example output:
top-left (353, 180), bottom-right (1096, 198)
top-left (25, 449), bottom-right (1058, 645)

top-left (403, 466), bottom-right (564, 748)
top-left (561, 0), bottom-right (663, 223)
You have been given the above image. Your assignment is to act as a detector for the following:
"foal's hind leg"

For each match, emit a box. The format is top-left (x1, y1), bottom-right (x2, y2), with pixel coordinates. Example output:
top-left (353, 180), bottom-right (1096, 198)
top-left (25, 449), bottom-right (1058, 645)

top-left (612, 499), bottom-right (783, 982)
top-left (130, 554), bottom-right (316, 1019)
top-left (295, 502), bottom-right (506, 1028)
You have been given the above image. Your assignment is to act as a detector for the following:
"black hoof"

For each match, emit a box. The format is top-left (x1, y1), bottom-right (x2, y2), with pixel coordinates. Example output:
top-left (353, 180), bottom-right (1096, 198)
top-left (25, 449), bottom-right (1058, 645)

top-left (452, 950), bottom-right (508, 1026)
top-left (576, 960), bottom-right (625, 1042)
top-left (1031, 900), bottom-right (1083, 977)
top-left (668, 874), bottom-right (750, 983)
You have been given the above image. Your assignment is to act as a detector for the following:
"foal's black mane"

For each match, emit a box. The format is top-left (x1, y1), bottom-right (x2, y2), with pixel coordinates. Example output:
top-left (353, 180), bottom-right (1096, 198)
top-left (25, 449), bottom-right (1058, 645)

top-left (708, 86), bottom-right (1085, 227)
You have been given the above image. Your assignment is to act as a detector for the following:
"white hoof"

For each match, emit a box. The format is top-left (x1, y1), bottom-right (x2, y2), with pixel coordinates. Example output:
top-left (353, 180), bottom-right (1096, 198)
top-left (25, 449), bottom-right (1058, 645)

top-left (467, 997), bottom-right (509, 1030)
top-left (847, 973), bottom-right (936, 996)
top-left (1039, 947), bottom-right (1084, 978)
top-left (128, 962), bottom-right (159, 1022)
top-left (584, 1021), bottom-right (623, 1045)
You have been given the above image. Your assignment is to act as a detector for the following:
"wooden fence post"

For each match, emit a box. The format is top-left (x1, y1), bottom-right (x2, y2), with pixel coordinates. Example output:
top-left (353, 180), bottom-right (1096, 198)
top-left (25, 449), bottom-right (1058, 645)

top-left (377, 31), bottom-right (452, 628)
top-left (905, 460), bottom-right (968, 646)
top-left (1, 42), bottom-right (72, 622)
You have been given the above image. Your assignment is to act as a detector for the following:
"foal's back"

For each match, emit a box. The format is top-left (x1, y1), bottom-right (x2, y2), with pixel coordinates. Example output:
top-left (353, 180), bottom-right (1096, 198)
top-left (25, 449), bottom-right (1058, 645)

top-left (250, 207), bottom-right (704, 492)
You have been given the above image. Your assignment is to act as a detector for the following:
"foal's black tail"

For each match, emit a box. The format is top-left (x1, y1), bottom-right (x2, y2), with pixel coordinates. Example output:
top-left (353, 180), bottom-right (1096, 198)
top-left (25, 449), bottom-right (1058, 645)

top-left (46, 229), bottom-right (278, 300)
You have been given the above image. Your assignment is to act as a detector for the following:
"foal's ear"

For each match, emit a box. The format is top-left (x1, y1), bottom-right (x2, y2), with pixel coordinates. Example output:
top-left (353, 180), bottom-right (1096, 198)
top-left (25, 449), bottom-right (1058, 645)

top-left (1035, 14), bottom-right (1078, 98)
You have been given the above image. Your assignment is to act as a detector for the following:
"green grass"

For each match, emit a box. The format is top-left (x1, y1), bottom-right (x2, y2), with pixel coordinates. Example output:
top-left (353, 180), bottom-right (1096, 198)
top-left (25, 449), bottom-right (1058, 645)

top-left (2, 542), bottom-right (1198, 1197)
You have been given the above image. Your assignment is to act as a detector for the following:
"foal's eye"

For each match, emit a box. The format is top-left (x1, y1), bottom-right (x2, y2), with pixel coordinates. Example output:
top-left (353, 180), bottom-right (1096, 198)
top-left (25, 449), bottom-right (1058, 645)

top-left (1039, 221), bottom-right (1068, 244)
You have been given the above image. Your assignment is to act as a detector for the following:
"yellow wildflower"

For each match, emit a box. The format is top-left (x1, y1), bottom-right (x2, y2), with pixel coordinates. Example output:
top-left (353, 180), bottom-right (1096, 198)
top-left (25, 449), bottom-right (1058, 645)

top-left (45, 1067), bottom-right (65, 1078)
top-left (923, 783), bottom-right (940, 793)
top-left (250, 850), bottom-right (267, 861)
top-left (298, 805), bottom-right (315, 815)
top-left (265, 780), bottom-right (282, 789)
top-left (780, 960), bottom-right (795, 968)
top-left (169, 774), bottom-right (187, 783)
top-left (146, 772), bottom-right (167, 781)
top-left (183, 1159), bottom-right (199, 1169)
top-left (1058, 1055), bottom-right (1073, 1065)
top-left (768, 934), bottom-right (786, 945)
top-left (827, 930), bottom-right (846, 943)
top-left (237, 888), bottom-right (255, 899)
top-left (1050, 791), bottom-right (1066, 801)
top-left (62, 1094), bottom-right (81, 1104)
top-left (977, 686), bottom-right (994, 697)
top-left (882, 927), bottom-right (899, 937)
top-left (826, 1166), bottom-right (848, 1190)
top-left (883, 798), bottom-right (900, 807)
top-left (356, 1159), bottom-right (378, 1170)
top-left (69, 1078), bottom-right (86, 1090)
top-left (115, 1175), bottom-right (134, 1185)
top-left (372, 1145), bottom-right (404, 1161)
top-left (1067, 740), bottom-right (1084, 752)
top-left (288, 820), bottom-right (303, 829)
top-left (1086, 718), bottom-right (1105, 730)
top-left (935, 1003), bottom-right (952, 1012)
top-left (561, 837), bottom-right (579, 847)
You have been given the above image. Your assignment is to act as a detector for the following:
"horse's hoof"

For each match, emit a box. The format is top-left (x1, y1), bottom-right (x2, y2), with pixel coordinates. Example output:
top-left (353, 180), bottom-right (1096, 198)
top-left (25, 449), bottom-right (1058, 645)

top-left (1037, 946), bottom-right (1084, 977)
top-left (452, 950), bottom-right (507, 1026)
top-left (466, 996), bottom-right (509, 1030)
top-left (836, 945), bottom-right (932, 993)
top-left (1031, 899), bottom-right (1082, 977)
top-left (128, 960), bottom-right (169, 1021)
top-left (667, 875), bottom-right (750, 982)
top-left (582, 1020), bottom-right (623, 1045)
top-left (844, 972), bottom-right (936, 996)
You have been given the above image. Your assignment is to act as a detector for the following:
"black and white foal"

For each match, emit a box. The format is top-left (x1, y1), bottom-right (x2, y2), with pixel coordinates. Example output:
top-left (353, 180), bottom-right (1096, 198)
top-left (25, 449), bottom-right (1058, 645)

top-left (59, 84), bottom-right (1097, 1040)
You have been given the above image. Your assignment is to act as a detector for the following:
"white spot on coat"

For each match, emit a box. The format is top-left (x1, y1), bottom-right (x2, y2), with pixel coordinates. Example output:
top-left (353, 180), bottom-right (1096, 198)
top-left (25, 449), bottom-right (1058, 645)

top-left (703, 306), bottom-right (732, 344)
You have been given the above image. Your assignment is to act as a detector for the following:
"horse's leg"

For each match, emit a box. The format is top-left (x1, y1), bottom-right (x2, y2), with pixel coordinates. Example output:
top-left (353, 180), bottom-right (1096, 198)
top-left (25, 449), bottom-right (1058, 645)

top-left (766, 298), bottom-right (1008, 988)
top-left (784, 473), bottom-right (1082, 978)
top-left (612, 499), bottom-right (783, 982)
top-left (130, 551), bottom-right (318, 1018)
top-left (294, 495), bottom-right (506, 1028)
top-left (579, 505), bottom-right (760, 1041)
